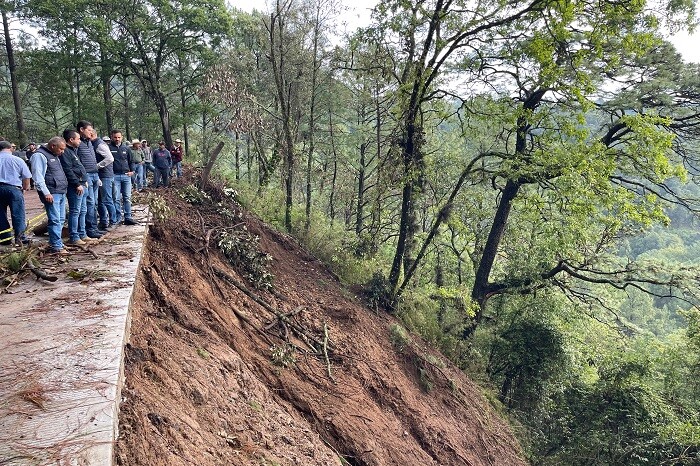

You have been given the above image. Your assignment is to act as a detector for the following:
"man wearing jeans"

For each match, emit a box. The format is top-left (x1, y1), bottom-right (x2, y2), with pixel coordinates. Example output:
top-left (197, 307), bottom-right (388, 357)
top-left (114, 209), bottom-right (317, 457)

top-left (109, 130), bottom-right (137, 225)
top-left (95, 134), bottom-right (116, 230)
top-left (130, 139), bottom-right (145, 191)
top-left (0, 140), bottom-right (32, 246)
top-left (30, 137), bottom-right (69, 254)
top-left (152, 141), bottom-right (172, 188)
top-left (61, 129), bottom-right (93, 245)
top-left (170, 139), bottom-right (184, 178)
top-left (76, 121), bottom-right (110, 238)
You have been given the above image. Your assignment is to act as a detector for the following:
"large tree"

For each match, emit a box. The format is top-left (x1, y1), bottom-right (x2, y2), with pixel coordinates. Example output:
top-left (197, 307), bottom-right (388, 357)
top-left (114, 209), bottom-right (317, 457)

top-left (364, 0), bottom-right (700, 333)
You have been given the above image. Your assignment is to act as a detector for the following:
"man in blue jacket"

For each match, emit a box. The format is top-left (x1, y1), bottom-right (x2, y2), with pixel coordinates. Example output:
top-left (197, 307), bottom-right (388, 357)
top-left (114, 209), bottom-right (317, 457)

top-left (61, 129), bottom-right (93, 245)
top-left (152, 141), bottom-right (172, 188)
top-left (108, 130), bottom-right (137, 225)
top-left (30, 137), bottom-right (69, 254)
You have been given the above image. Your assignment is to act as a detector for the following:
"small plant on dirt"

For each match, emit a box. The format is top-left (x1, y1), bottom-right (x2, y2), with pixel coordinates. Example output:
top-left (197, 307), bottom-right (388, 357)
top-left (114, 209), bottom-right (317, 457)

top-left (147, 194), bottom-right (172, 222)
top-left (178, 183), bottom-right (211, 205)
top-left (390, 323), bottom-right (411, 353)
top-left (218, 204), bottom-right (242, 223)
top-left (418, 365), bottom-right (434, 393)
top-left (269, 343), bottom-right (296, 368)
top-left (196, 347), bottom-right (210, 359)
top-left (1, 248), bottom-right (40, 286)
top-left (423, 353), bottom-right (446, 369)
top-left (218, 231), bottom-right (273, 290)
top-left (365, 272), bottom-right (393, 311)
top-left (222, 186), bottom-right (238, 201)
top-left (248, 400), bottom-right (262, 412)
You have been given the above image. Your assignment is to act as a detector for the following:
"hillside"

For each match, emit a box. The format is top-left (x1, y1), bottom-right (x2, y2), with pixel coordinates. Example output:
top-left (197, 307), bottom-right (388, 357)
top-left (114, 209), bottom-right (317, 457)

top-left (114, 178), bottom-right (527, 466)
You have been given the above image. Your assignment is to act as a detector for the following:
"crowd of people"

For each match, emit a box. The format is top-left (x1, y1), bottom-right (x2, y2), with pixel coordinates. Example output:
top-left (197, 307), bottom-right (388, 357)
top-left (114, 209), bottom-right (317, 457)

top-left (0, 123), bottom-right (186, 254)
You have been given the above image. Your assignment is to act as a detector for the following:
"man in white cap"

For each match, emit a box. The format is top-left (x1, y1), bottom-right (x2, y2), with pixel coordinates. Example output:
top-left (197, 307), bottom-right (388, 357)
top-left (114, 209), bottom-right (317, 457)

top-left (130, 139), bottom-right (145, 191)
top-left (170, 138), bottom-right (184, 178)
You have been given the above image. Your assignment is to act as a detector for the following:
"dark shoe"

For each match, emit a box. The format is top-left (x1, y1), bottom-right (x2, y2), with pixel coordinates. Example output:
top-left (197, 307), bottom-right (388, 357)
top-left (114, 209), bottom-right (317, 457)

top-left (50, 248), bottom-right (70, 255)
top-left (123, 218), bottom-right (138, 226)
top-left (87, 231), bottom-right (103, 239)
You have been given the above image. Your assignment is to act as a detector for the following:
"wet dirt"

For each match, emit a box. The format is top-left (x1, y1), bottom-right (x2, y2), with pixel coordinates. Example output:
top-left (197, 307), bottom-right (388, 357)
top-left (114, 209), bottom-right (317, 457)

top-left (114, 176), bottom-right (527, 466)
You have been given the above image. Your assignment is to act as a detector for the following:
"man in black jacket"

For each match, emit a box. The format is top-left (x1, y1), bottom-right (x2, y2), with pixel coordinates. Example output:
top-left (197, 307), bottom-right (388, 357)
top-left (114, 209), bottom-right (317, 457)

top-left (108, 129), bottom-right (137, 225)
top-left (61, 129), bottom-right (94, 245)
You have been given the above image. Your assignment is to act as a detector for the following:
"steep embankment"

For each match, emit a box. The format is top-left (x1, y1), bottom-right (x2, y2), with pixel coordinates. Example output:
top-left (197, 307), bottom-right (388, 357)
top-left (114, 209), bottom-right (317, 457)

top-left (115, 179), bottom-right (526, 466)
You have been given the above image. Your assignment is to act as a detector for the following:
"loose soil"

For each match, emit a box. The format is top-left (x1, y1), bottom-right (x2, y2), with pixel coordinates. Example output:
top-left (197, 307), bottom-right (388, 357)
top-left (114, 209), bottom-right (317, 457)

top-left (114, 175), bottom-right (527, 466)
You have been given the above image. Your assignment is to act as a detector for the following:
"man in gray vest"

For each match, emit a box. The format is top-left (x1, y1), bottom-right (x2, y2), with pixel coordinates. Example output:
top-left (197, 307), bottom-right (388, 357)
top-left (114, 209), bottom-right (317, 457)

top-left (76, 120), bottom-right (108, 238)
top-left (30, 137), bottom-right (69, 254)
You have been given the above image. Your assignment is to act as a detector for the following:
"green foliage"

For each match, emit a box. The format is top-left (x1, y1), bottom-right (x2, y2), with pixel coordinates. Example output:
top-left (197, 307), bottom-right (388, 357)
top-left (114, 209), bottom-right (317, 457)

top-left (178, 184), bottom-right (211, 205)
top-left (196, 347), bottom-right (210, 359)
top-left (389, 323), bottom-right (411, 353)
top-left (237, 185), bottom-right (381, 286)
top-left (487, 317), bottom-right (568, 410)
top-left (217, 230), bottom-right (273, 290)
top-left (269, 344), bottom-right (296, 368)
top-left (146, 194), bottom-right (172, 223)
top-left (396, 288), bottom-right (471, 366)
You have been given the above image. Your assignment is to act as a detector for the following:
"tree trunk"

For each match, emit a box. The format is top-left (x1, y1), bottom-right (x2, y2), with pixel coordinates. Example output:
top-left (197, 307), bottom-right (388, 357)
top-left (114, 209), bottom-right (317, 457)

top-left (388, 107), bottom-right (424, 292)
top-left (178, 57), bottom-right (189, 157)
top-left (247, 135), bottom-right (252, 184)
top-left (305, 4), bottom-right (321, 233)
top-left (235, 131), bottom-right (240, 181)
top-left (328, 106), bottom-right (338, 226)
top-left (471, 180), bottom-right (521, 310)
top-left (122, 73), bottom-right (130, 140)
top-left (268, 5), bottom-right (296, 233)
top-left (2, 10), bottom-right (27, 146)
top-left (100, 49), bottom-right (114, 134)
top-left (156, 90), bottom-right (173, 148)
top-left (202, 108), bottom-right (208, 158)
top-left (356, 142), bottom-right (367, 236)
top-left (201, 141), bottom-right (225, 188)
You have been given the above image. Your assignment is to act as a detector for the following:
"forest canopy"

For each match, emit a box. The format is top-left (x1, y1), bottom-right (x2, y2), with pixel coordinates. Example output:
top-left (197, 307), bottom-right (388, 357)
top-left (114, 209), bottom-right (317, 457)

top-left (2, 0), bottom-right (700, 463)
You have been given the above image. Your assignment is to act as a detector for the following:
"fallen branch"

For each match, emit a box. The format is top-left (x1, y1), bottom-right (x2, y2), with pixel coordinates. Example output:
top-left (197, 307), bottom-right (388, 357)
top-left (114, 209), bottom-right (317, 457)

top-left (26, 262), bottom-right (58, 282)
top-left (323, 322), bottom-right (335, 383)
top-left (263, 306), bottom-right (304, 331)
top-left (213, 266), bottom-right (329, 354)
top-left (65, 243), bottom-right (99, 259)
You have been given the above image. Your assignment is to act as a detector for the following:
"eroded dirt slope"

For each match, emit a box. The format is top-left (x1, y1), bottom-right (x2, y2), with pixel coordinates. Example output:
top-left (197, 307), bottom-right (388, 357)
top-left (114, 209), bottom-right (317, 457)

top-left (115, 180), bottom-right (526, 466)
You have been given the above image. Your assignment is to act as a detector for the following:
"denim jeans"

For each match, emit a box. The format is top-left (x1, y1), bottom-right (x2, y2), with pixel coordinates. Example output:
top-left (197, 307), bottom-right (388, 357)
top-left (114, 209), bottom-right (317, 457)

top-left (66, 185), bottom-right (87, 241)
top-left (131, 163), bottom-right (145, 190)
top-left (144, 163), bottom-right (155, 184)
top-left (0, 184), bottom-right (25, 245)
top-left (98, 176), bottom-right (116, 226)
top-left (172, 161), bottom-right (182, 178)
top-left (41, 192), bottom-right (66, 251)
top-left (85, 172), bottom-right (100, 235)
top-left (154, 167), bottom-right (169, 188)
top-left (113, 174), bottom-right (133, 222)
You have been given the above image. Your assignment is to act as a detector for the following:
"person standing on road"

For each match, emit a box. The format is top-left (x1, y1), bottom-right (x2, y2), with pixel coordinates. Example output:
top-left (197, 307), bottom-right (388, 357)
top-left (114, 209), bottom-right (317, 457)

top-left (0, 140), bottom-right (32, 246)
top-left (130, 139), bottom-right (145, 191)
top-left (170, 138), bottom-right (184, 178)
top-left (108, 130), bottom-right (137, 225)
top-left (24, 142), bottom-right (36, 189)
top-left (152, 141), bottom-right (171, 188)
top-left (93, 130), bottom-right (116, 231)
top-left (61, 129), bottom-right (93, 245)
top-left (76, 121), bottom-right (106, 239)
top-left (141, 140), bottom-right (154, 185)
top-left (30, 137), bottom-right (69, 254)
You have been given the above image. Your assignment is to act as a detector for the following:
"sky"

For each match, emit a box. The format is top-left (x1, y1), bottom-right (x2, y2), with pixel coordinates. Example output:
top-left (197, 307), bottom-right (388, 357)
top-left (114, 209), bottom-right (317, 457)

top-left (228, 0), bottom-right (700, 64)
